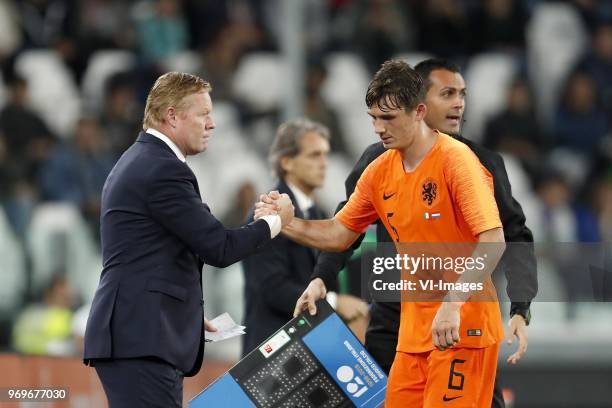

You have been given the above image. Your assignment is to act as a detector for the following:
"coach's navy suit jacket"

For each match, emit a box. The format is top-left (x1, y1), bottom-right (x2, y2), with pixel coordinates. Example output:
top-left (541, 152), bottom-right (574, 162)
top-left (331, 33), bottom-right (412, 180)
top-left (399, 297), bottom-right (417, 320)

top-left (84, 132), bottom-right (271, 376)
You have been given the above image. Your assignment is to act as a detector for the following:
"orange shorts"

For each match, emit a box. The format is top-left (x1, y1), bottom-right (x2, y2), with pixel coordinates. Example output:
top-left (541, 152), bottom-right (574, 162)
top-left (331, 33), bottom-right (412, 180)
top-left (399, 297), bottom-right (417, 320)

top-left (385, 343), bottom-right (500, 408)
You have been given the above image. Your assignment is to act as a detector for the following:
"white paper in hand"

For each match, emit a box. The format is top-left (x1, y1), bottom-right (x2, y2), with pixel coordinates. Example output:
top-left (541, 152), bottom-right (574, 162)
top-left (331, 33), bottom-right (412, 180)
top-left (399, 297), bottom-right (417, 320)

top-left (204, 312), bottom-right (246, 343)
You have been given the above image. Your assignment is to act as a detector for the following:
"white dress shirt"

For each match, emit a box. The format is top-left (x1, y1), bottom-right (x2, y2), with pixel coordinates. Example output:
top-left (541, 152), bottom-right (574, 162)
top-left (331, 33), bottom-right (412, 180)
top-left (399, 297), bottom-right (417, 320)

top-left (146, 128), bottom-right (186, 162)
top-left (287, 182), bottom-right (314, 217)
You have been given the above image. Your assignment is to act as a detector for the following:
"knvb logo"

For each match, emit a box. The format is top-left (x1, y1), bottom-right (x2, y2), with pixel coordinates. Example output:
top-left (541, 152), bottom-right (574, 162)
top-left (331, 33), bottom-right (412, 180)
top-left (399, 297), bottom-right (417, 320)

top-left (336, 366), bottom-right (368, 398)
top-left (421, 178), bottom-right (438, 207)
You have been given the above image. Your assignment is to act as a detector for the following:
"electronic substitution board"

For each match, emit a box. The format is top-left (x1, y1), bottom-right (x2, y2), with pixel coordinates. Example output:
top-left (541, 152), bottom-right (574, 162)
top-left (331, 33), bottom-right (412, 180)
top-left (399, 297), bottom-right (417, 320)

top-left (190, 300), bottom-right (387, 407)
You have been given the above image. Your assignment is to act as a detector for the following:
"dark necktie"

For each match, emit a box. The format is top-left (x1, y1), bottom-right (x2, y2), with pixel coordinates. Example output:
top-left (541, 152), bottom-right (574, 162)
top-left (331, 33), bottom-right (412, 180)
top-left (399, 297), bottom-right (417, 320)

top-left (304, 206), bottom-right (313, 220)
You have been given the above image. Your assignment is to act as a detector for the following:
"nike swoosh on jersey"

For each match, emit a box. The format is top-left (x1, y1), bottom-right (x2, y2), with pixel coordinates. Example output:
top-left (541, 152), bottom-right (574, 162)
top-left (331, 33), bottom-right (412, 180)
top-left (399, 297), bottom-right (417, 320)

top-left (442, 395), bottom-right (463, 402)
top-left (383, 192), bottom-right (396, 200)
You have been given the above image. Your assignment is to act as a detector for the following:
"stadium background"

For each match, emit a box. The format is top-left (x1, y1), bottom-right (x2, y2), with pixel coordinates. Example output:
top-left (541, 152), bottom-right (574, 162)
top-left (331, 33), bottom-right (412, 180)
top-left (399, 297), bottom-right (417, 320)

top-left (0, 0), bottom-right (611, 406)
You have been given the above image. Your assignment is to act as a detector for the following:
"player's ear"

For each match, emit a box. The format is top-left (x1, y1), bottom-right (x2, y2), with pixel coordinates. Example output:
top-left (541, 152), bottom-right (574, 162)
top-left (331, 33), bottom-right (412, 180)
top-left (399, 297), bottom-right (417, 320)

top-left (415, 103), bottom-right (427, 121)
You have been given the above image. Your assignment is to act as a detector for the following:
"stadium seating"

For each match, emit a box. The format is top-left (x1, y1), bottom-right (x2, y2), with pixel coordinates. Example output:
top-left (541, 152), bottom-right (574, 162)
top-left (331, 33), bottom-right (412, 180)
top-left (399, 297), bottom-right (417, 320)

top-left (206, 262), bottom-right (245, 361)
top-left (393, 52), bottom-right (434, 68)
top-left (321, 52), bottom-right (374, 160)
top-left (160, 50), bottom-right (202, 75)
top-left (462, 53), bottom-right (518, 143)
top-left (321, 52), bottom-right (370, 112)
top-left (233, 53), bottom-right (287, 113)
top-left (0, 207), bottom-right (26, 317)
top-left (527, 2), bottom-right (588, 127)
top-left (316, 153), bottom-right (353, 214)
top-left (14, 50), bottom-right (81, 138)
top-left (81, 50), bottom-right (137, 112)
top-left (26, 203), bottom-right (101, 303)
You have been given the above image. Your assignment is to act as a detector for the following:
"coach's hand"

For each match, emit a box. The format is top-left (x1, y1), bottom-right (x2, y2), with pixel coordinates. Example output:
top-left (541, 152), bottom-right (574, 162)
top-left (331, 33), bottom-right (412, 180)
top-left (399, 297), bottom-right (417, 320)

top-left (254, 190), bottom-right (280, 219)
top-left (294, 278), bottom-right (327, 317)
top-left (505, 314), bottom-right (528, 364)
top-left (254, 191), bottom-right (295, 226)
top-left (204, 318), bottom-right (217, 332)
top-left (432, 302), bottom-right (461, 350)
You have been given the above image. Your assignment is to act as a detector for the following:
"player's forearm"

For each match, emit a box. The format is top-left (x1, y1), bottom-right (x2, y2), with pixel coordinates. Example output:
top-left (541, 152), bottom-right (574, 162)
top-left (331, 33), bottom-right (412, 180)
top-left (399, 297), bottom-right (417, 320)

top-left (282, 218), bottom-right (355, 252)
top-left (310, 250), bottom-right (352, 291)
top-left (445, 227), bottom-right (506, 303)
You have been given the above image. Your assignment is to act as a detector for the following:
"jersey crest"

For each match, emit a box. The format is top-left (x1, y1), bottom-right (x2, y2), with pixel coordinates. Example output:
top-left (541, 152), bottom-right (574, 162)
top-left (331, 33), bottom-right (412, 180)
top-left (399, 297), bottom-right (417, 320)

top-left (421, 178), bottom-right (438, 207)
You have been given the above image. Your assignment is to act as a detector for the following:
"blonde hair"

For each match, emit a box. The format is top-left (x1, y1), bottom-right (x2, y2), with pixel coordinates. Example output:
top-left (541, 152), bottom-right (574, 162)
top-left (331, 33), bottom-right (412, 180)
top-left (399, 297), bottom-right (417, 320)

top-left (142, 72), bottom-right (211, 130)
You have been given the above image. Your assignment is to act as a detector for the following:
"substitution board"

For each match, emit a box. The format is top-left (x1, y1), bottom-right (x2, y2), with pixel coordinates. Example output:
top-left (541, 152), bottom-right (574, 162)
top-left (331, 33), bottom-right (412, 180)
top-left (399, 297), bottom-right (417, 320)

top-left (190, 300), bottom-right (387, 407)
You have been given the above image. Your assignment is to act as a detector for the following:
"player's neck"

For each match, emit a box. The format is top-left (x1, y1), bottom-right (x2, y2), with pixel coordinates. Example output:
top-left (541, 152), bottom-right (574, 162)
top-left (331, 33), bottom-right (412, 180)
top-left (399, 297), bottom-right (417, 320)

top-left (400, 127), bottom-right (438, 172)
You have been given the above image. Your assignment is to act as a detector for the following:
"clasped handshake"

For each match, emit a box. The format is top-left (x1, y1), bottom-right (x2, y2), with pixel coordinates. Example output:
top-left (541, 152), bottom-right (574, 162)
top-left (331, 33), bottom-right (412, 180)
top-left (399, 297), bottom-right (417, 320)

top-left (254, 190), bottom-right (296, 226)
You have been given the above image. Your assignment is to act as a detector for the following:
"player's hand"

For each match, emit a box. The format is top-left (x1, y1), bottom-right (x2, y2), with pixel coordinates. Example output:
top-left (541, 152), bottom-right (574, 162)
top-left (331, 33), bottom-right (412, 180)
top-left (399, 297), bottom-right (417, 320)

top-left (204, 318), bottom-right (217, 332)
top-left (254, 191), bottom-right (294, 225)
top-left (294, 278), bottom-right (327, 317)
top-left (336, 294), bottom-right (369, 322)
top-left (432, 302), bottom-right (461, 350)
top-left (505, 314), bottom-right (528, 364)
top-left (274, 193), bottom-right (295, 226)
top-left (254, 191), bottom-right (280, 220)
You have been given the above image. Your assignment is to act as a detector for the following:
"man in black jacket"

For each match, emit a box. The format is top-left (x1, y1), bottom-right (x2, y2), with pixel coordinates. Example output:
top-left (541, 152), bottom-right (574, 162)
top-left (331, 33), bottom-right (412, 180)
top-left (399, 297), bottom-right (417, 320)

top-left (303, 59), bottom-right (538, 408)
top-left (242, 118), bottom-right (368, 355)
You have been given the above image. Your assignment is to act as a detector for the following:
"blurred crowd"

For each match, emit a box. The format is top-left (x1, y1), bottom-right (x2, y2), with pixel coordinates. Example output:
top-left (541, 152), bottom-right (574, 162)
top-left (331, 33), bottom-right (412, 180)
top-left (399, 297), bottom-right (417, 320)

top-left (1, 0), bottom-right (612, 356)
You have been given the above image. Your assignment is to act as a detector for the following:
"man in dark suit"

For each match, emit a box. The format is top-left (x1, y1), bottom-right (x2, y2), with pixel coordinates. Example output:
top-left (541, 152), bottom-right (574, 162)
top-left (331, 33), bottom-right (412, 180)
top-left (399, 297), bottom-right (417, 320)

top-left (242, 118), bottom-right (368, 355)
top-left (292, 59), bottom-right (538, 408)
top-left (83, 72), bottom-right (294, 408)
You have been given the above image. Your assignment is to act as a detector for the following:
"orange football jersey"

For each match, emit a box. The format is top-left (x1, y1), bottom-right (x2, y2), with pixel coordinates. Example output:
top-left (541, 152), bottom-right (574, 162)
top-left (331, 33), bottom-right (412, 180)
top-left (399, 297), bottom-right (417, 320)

top-left (337, 132), bottom-right (504, 352)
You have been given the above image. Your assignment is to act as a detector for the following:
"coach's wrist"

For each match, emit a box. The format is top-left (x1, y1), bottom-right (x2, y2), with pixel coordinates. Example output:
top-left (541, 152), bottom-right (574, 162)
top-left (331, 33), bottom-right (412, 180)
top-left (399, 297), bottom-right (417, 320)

top-left (510, 302), bottom-right (531, 325)
top-left (510, 308), bottom-right (531, 326)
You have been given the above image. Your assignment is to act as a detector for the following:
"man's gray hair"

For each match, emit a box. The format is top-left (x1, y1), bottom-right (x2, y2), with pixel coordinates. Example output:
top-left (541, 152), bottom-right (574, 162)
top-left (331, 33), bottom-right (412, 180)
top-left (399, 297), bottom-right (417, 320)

top-left (269, 118), bottom-right (330, 179)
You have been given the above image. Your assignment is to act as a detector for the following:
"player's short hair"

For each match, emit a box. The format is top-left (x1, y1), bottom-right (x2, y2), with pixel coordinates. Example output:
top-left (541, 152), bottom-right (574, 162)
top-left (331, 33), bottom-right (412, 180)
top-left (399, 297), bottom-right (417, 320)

top-left (269, 118), bottom-right (330, 179)
top-left (366, 60), bottom-right (426, 112)
top-left (414, 58), bottom-right (461, 91)
top-left (142, 72), bottom-right (211, 130)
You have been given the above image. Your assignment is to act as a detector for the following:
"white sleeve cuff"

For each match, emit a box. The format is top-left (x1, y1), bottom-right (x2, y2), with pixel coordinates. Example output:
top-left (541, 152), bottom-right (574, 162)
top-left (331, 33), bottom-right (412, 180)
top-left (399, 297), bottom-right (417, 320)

top-left (326, 291), bottom-right (338, 310)
top-left (260, 215), bottom-right (282, 238)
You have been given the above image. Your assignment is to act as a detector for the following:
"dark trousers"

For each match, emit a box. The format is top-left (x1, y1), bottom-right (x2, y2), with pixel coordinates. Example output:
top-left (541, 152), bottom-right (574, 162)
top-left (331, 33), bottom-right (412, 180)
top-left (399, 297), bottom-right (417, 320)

top-left (94, 358), bottom-right (183, 408)
top-left (365, 332), bottom-right (506, 408)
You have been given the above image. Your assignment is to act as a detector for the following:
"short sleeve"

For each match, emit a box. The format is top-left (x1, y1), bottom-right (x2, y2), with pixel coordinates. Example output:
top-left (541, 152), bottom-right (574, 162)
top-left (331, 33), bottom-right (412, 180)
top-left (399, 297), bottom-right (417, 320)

top-left (336, 161), bottom-right (379, 233)
top-left (444, 145), bottom-right (502, 237)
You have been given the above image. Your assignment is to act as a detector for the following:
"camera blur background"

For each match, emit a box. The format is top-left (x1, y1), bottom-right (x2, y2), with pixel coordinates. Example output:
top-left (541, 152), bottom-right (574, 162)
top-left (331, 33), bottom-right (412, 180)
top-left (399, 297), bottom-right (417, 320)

top-left (0, 0), bottom-right (611, 406)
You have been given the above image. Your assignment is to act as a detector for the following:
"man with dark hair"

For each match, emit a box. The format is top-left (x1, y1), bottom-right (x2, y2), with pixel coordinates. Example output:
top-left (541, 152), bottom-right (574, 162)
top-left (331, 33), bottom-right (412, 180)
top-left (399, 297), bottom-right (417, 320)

top-left (258, 60), bottom-right (508, 406)
top-left (242, 118), bottom-right (368, 355)
top-left (297, 58), bottom-right (537, 407)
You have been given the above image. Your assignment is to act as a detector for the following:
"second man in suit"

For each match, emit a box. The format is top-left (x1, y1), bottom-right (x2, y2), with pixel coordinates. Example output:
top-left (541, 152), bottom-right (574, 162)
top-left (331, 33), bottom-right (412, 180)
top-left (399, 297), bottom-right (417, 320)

top-left (242, 118), bottom-right (368, 355)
